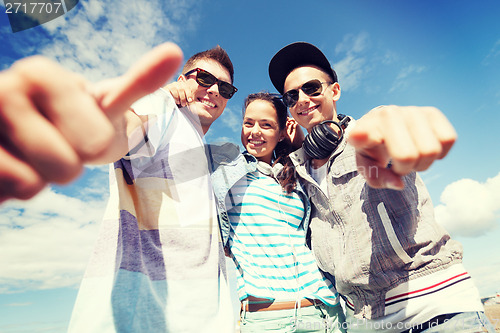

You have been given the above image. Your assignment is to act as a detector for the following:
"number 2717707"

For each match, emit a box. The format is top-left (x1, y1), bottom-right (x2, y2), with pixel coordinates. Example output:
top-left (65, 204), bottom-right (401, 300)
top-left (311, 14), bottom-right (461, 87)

top-left (5, 2), bottom-right (63, 14)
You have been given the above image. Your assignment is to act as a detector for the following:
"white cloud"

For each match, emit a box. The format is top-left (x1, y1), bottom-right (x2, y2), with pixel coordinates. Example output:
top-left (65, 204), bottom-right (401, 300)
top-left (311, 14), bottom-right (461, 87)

top-left (389, 64), bottom-right (427, 92)
top-left (219, 106), bottom-right (241, 132)
top-left (206, 136), bottom-right (241, 148)
top-left (39, 0), bottom-right (198, 81)
top-left (334, 54), bottom-right (367, 91)
top-left (394, 64), bottom-right (427, 80)
top-left (483, 39), bottom-right (500, 66)
top-left (329, 32), bottom-right (429, 95)
top-left (203, 106), bottom-right (242, 145)
top-left (381, 50), bottom-right (399, 65)
top-left (330, 34), bottom-right (427, 94)
top-left (467, 260), bottom-right (500, 297)
top-left (4, 302), bottom-right (33, 307)
top-left (435, 172), bottom-right (500, 237)
top-left (332, 32), bottom-right (369, 91)
top-left (0, 321), bottom-right (68, 333)
top-left (0, 186), bottom-right (108, 293)
top-left (335, 32), bottom-right (369, 55)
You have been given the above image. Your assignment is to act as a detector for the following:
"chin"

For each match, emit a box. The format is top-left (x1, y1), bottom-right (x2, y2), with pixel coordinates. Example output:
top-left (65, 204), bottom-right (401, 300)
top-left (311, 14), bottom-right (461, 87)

top-left (306, 121), bottom-right (321, 131)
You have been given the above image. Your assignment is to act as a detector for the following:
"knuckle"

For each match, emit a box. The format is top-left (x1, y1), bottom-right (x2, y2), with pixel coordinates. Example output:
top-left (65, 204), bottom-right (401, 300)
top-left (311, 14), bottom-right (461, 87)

top-left (12, 56), bottom-right (52, 77)
top-left (0, 71), bottom-right (30, 102)
top-left (77, 123), bottom-right (115, 161)
top-left (51, 161), bottom-right (83, 184)
top-left (371, 105), bottom-right (397, 121)
top-left (34, 152), bottom-right (83, 185)
top-left (442, 133), bottom-right (457, 145)
top-left (420, 148), bottom-right (441, 161)
top-left (391, 151), bottom-right (419, 167)
top-left (14, 181), bottom-right (46, 200)
top-left (424, 106), bottom-right (441, 114)
top-left (1, 172), bottom-right (45, 201)
top-left (12, 56), bottom-right (83, 93)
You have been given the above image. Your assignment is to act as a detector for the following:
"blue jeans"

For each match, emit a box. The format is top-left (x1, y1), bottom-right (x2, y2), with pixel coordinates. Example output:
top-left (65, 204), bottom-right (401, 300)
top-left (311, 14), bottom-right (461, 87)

top-left (239, 302), bottom-right (346, 333)
top-left (416, 311), bottom-right (496, 333)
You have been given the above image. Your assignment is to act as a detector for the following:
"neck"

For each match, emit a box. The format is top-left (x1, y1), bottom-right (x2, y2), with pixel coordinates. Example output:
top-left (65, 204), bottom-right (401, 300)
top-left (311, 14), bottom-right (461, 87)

top-left (311, 157), bottom-right (328, 169)
top-left (306, 114), bottom-right (342, 133)
top-left (328, 122), bottom-right (341, 135)
top-left (258, 156), bottom-right (272, 165)
top-left (201, 125), bottom-right (210, 136)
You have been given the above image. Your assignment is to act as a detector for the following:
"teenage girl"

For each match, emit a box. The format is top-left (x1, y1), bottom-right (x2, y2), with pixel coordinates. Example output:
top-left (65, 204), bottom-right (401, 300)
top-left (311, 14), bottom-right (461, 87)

top-left (212, 92), bottom-right (346, 332)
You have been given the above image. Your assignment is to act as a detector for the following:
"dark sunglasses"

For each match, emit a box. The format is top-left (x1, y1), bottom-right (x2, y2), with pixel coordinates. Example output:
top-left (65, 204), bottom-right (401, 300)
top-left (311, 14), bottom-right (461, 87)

top-left (282, 79), bottom-right (332, 108)
top-left (184, 68), bottom-right (238, 99)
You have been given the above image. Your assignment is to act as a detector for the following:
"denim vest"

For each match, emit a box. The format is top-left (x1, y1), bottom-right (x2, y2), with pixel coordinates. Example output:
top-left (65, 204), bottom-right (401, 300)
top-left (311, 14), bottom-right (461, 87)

top-left (289, 136), bottom-right (463, 319)
top-left (208, 143), bottom-right (311, 246)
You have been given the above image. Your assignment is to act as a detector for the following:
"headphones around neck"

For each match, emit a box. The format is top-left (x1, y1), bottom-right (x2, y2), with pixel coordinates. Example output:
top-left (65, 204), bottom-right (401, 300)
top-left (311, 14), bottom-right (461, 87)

top-left (302, 114), bottom-right (350, 160)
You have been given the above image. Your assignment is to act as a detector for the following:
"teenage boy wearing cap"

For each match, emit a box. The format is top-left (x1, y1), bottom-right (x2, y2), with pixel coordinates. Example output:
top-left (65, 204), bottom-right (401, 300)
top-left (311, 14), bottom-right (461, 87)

top-left (269, 42), bottom-right (494, 332)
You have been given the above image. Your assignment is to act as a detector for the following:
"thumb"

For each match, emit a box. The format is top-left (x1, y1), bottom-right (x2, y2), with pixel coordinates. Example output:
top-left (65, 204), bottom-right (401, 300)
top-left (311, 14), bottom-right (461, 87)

top-left (356, 153), bottom-right (405, 190)
top-left (94, 42), bottom-right (183, 116)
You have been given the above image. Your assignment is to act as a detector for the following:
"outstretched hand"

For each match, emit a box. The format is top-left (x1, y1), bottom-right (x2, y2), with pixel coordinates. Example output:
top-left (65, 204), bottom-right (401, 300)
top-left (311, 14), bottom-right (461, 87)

top-left (0, 42), bottom-right (183, 203)
top-left (347, 105), bottom-right (457, 190)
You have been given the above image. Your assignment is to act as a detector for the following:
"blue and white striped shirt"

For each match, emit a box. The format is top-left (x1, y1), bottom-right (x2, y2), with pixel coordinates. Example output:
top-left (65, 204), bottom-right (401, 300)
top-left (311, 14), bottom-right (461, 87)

top-left (226, 166), bottom-right (339, 306)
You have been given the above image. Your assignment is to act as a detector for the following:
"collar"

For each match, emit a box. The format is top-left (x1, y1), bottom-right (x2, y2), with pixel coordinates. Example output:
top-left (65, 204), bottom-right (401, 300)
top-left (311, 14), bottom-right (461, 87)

top-left (255, 160), bottom-right (284, 179)
top-left (289, 117), bottom-right (355, 167)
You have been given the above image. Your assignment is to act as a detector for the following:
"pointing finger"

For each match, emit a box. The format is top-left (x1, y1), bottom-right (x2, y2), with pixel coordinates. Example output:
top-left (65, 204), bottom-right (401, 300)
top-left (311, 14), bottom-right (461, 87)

top-left (96, 42), bottom-right (183, 116)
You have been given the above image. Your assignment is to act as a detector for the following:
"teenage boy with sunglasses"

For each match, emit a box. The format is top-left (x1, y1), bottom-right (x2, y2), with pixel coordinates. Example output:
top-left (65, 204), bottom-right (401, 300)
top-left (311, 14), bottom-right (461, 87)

top-left (269, 42), bottom-right (494, 333)
top-left (0, 43), bottom-right (237, 332)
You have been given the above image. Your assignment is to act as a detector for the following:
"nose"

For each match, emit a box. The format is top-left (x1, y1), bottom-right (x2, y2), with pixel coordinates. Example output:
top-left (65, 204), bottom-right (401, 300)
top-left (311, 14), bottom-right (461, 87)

top-left (296, 89), bottom-right (310, 105)
top-left (206, 82), bottom-right (220, 96)
top-left (251, 124), bottom-right (262, 136)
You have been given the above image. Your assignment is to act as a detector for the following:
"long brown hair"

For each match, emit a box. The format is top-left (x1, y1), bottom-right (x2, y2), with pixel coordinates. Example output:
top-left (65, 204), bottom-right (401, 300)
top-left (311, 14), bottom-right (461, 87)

top-left (243, 92), bottom-right (297, 193)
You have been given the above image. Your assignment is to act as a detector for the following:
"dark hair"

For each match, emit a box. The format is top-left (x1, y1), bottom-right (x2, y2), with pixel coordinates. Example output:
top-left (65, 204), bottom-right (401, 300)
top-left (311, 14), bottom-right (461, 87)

top-left (182, 45), bottom-right (234, 83)
top-left (243, 92), bottom-right (297, 193)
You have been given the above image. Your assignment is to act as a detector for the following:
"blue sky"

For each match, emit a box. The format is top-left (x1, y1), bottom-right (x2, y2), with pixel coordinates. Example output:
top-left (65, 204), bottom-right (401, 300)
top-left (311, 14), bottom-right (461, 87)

top-left (1, 0), bottom-right (500, 331)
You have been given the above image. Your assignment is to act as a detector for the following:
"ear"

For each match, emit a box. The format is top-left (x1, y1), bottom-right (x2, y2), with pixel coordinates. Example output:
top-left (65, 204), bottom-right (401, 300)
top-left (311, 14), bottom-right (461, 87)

top-left (331, 82), bottom-right (341, 102)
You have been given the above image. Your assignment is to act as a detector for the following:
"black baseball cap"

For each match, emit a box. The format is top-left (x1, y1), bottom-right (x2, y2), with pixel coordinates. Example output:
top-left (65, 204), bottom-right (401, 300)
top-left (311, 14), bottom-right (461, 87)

top-left (269, 42), bottom-right (338, 94)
